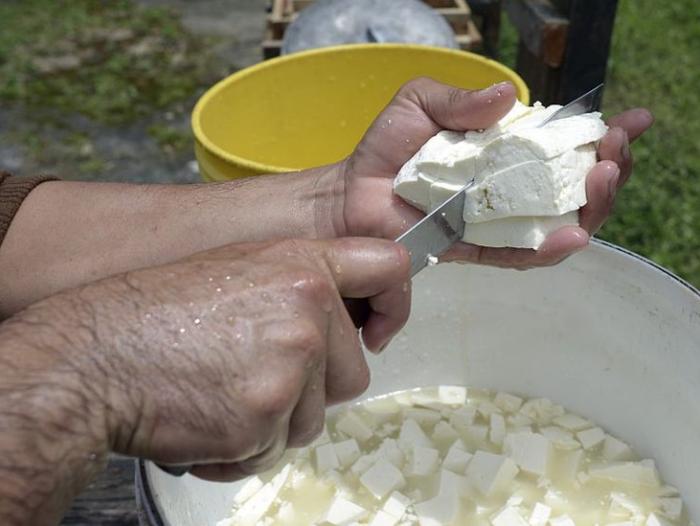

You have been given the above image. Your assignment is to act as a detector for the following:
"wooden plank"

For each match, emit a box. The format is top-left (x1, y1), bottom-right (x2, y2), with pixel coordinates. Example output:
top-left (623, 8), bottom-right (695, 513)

top-left (467, 0), bottom-right (502, 58)
top-left (504, 0), bottom-right (568, 67)
top-left (557, 0), bottom-right (619, 106)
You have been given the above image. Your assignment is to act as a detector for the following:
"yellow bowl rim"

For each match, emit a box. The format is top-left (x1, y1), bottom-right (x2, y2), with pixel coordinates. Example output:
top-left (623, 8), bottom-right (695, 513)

top-left (192, 43), bottom-right (530, 175)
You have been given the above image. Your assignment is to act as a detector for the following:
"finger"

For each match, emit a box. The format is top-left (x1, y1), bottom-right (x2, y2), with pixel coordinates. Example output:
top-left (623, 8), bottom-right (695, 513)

top-left (579, 161), bottom-right (620, 234)
top-left (325, 300), bottom-right (370, 405)
top-left (442, 226), bottom-right (589, 269)
top-left (399, 77), bottom-right (518, 132)
top-left (606, 108), bottom-right (654, 142)
top-left (190, 435), bottom-right (288, 482)
top-left (287, 359), bottom-right (327, 445)
top-left (597, 127), bottom-right (632, 187)
top-left (319, 238), bottom-right (411, 353)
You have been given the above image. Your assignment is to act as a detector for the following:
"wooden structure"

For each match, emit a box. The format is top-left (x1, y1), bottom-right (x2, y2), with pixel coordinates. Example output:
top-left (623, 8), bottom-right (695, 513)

top-left (504, 0), bottom-right (619, 106)
top-left (263, 0), bottom-right (483, 59)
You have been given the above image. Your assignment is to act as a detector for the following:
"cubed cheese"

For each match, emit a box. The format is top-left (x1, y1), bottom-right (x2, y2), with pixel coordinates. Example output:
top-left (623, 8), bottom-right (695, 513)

top-left (576, 427), bottom-right (605, 450)
top-left (432, 421), bottom-right (460, 444)
top-left (369, 510), bottom-right (402, 526)
top-left (360, 459), bottom-right (406, 499)
top-left (478, 401), bottom-right (502, 418)
top-left (602, 435), bottom-right (635, 461)
top-left (383, 491), bottom-right (411, 518)
top-left (404, 408), bottom-right (442, 427)
top-left (529, 502), bottom-right (552, 526)
top-left (449, 406), bottom-right (477, 431)
top-left (464, 424), bottom-right (490, 445)
top-left (321, 496), bottom-right (368, 525)
top-left (438, 385), bottom-right (467, 405)
top-left (490, 413), bottom-right (507, 445)
top-left (549, 515), bottom-right (576, 526)
top-left (558, 449), bottom-right (585, 483)
top-left (233, 476), bottom-right (264, 505)
top-left (588, 462), bottom-right (660, 488)
top-left (660, 497), bottom-right (683, 521)
top-left (540, 426), bottom-right (581, 450)
top-left (443, 440), bottom-right (473, 474)
top-left (399, 419), bottom-right (433, 449)
top-left (232, 464), bottom-right (291, 526)
top-left (519, 398), bottom-right (565, 424)
top-left (503, 432), bottom-right (553, 476)
top-left (552, 414), bottom-right (592, 432)
top-left (336, 412), bottom-right (374, 443)
top-left (334, 439), bottom-right (361, 468)
top-left (350, 454), bottom-right (377, 476)
top-left (377, 438), bottom-right (405, 468)
top-left (315, 442), bottom-right (340, 474)
top-left (465, 451), bottom-right (519, 496)
top-left (492, 506), bottom-right (529, 526)
top-left (494, 392), bottom-right (524, 413)
top-left (414, 472), bottom-right (465, 526)
top-left (407, 446), bottom-right (440, 477)
top-left (647, 513), bottom-right (675, 526)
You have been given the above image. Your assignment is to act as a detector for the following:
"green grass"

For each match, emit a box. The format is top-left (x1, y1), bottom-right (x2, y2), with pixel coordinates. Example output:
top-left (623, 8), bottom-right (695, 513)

top-left (499, 0), bottom-right (700, 287)
top-left (0, 0), bottom-right (214, 124)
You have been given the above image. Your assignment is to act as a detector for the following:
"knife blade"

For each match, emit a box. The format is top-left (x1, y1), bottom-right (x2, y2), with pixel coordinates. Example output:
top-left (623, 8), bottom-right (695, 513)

top-left (395, 180), bottom-right (473, 277)
top-left (538, 83), bottom-right (604, 127)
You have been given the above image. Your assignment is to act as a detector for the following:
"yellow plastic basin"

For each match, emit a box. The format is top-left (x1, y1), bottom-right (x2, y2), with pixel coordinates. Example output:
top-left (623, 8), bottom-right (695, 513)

top-left (192, 44), bottom-right (529, 182)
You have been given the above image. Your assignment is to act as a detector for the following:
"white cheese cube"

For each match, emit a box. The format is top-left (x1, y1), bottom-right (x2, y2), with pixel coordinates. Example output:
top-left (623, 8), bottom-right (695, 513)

top-left (552, 414), bottom-right (592, 431)
top-left (404, 408), bottom-right (442, 427)
top-left (588, 461), bottom-right (660, 487)
top-left (543, 489), bottom-right (567, 508)
top-left (492, 506), bottom-right (529, 526)
top-left (364, 396), bottom-right (402, 415)
top-left (443, 441), bottom-right (473, 474)
top-left (438, 385), bottom-right (467, 405)
top-left (494, 392), bottom-right (524, 413)
top-left (369, 510), bottom-right (401, 526)
top-left (602, 435), bottom-right (635, 461)
top-left (503, 432), bottom-right (553, 476)
top-left (432, 421), bottom-right (460, 444)
top-left (277, 502), bottom-right (295, 522)
top-left (465, 450), bottom-right (519, 496)
top-left (334, 439), bottom-right (361, 468)
top-left (233, 476), bottom-right (264, 505)
top-left (399, 419), bottom-right (433, 448)
top-left (449, 406), bottom-right (477, 430)
top-left (321, 496), bottom-right (368, 525)
top-left (549, 515), bottom-right (576, 526)
top-left (350, 454), bottom-right (377, 476)
top-left (336, 412), bottom-right (374, 443)
top-left (407, 446), bottom-right (440, 477)
top-left (658, 485), bottom-right (680, 497)
top-left (360, 459), bottom-right (406, 499)
top-left (316, 442), bottom-right (340, 474)
top-left (576, 427), bottom-right (605, 450)
top-left (508, 413), bottom-right (534, 428)
top-left (660, 497), bottom-right (683, 521)
top-left (647, 513), bottom-right (675, 526)
top-left (559, 449), bottom-right (584, 482)
top-left (414, 480), bottom-right (461, 526)
top-left (490, 413), bottom-right (507, 445)
top-left (464, 424), bottom-right (490, 445)
top-left (383, 491), bottom-right (411, 518)
top-left (231, 464), bottom-right (291, 526)
top-left (529, 503), bottom-right (552, 526)
top-left (540, 426), bottom-right (581, 450)
top-left (609, 492), bottom-right (644, 518)
top-left (519, 398), bottom-right (564, 424)
top-left (478, 400), bottom-right (502, 418)
top-left (377, 438), bottom-right (405, 468)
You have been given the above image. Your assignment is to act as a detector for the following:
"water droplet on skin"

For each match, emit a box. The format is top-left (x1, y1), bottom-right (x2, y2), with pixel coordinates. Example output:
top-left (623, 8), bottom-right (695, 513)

top-left (179, 327), bottom-right (186, 334)
top-left (405, 138), bottom-right (411, 144)
top-left (293, 312), bottom-right (300, 319)
top-left (402, 282), bottom-right (409, 293)
top-left (208, 277), bottom-right (214, 282)
top-left (211, 304), bottom-right (218, 312)
top-left (335, 264), bottom-right (342, 274)
top-left (387, 119), bottom-right (392, 125)
top-left (248, 281), bottom-right (255, 288)
top-left (487, 98), bottom-right (493, 104)
top-left (216, 287), bottom-right (222, 293)
top-left (194, 318), bottom-right (201, 325)
top-left (225, 275), bottom-right (231, 281)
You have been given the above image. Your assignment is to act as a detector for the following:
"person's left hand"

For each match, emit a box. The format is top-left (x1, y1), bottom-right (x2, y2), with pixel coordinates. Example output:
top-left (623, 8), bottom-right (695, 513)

top-left (334, 77), bottom-right (654, 269)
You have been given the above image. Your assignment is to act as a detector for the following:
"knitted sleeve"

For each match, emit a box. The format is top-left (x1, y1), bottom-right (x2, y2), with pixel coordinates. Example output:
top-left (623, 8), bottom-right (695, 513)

top-left (0, 171), bottom-right (58, 246)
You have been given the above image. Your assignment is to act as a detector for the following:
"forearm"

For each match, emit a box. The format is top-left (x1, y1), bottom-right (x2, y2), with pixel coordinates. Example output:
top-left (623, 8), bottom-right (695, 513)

top-left (0, 163), bottom-right (344, 317)
top-left (0, 299), bottom-right (108, 525)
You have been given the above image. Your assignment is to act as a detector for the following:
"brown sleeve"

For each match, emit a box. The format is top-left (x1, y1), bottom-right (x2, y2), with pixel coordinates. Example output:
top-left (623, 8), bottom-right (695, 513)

top-left (0, 171), bottom-right (58, 246)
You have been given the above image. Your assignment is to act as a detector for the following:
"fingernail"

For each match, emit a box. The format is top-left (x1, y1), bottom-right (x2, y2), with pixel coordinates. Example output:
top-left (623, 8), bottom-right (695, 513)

top-left (620, 131), bottom-right (631, 161)
top-left (608, 166), bottom-right (620, 201)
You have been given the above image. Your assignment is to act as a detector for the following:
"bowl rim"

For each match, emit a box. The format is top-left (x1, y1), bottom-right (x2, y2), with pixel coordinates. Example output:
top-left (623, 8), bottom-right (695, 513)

top-left (191, 43), bottom-right (530, 175)
top-left (135, 239), bottom-right (699, 526)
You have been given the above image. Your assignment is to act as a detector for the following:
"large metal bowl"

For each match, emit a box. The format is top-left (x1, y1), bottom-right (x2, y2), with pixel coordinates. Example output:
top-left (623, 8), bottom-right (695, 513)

top-left (137, 240), bottom-right (700, 525)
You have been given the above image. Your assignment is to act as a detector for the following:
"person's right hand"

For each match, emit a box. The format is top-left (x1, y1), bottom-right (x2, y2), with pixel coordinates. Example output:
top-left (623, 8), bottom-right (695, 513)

top-left (1, 237), bottom-right (410, 515)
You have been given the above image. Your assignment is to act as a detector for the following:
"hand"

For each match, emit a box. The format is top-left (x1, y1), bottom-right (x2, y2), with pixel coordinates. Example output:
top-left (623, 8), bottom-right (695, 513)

top-left (0, 238), bottom-right (409, 522)
top-left (336, 77), bottom-right (654, 269)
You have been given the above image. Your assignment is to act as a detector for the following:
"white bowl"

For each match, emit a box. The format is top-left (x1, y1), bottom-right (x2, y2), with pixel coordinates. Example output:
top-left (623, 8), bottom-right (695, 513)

top-left (136, 240), bottom-right (700, 525)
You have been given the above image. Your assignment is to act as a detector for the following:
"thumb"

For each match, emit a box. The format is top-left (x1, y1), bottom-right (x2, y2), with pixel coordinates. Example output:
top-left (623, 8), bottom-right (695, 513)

top-left (398, 77), bottom-right (518, 131)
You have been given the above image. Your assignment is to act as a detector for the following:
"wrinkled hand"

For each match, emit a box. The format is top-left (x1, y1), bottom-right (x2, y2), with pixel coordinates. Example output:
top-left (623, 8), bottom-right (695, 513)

top-left (338, 77), bottom-right (654, 269)
top-left (7, 238), bottom-right (409, 489)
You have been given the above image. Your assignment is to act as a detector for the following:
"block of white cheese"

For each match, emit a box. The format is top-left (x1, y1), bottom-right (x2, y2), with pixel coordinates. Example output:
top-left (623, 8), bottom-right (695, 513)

top-left (320, 496), bottom-right (368, 525)
top-left (393, 101), bottom-right (608, 249)
top-left (503, 432), bottom-right (553, 477)
top-left (465, 450), bottom-right (519, 496)
top-left (360, 458), bottom-right (406, 499)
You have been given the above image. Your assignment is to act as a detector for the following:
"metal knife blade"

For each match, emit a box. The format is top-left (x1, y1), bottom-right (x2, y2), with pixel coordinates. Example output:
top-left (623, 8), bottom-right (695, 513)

top-left (396, 180), bottom-right (473, 277)
top-left (538, 83), bottom-right (604, 127)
